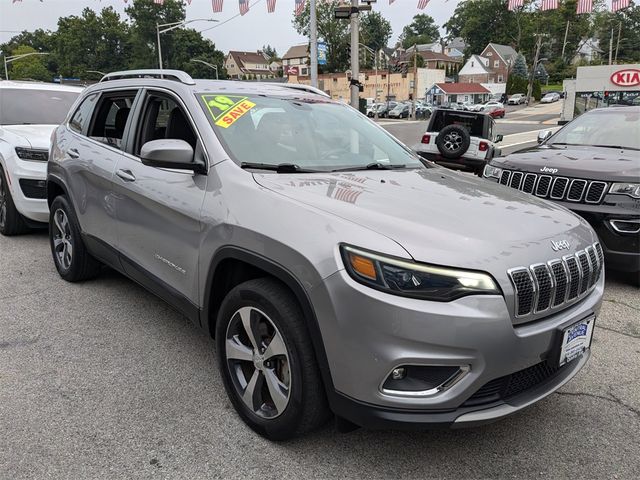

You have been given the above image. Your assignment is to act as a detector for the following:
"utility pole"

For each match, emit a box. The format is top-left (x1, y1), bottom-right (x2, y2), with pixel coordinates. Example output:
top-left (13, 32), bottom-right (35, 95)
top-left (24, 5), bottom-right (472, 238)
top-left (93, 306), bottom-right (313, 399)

top-left (561, 21), bottom-right (570, 60)
top-left (609, 28), bottom-right (614, 65)
top-left (310, 0), bottom-right (318, 88)
top-left (349, 0), bottom-right (360, 109)
top-left (526, 35), bottom-right (542, 106)
top-left (412, 44), bottom-right (418, 120)
top-left (614, 22), bottom-right (622, 64)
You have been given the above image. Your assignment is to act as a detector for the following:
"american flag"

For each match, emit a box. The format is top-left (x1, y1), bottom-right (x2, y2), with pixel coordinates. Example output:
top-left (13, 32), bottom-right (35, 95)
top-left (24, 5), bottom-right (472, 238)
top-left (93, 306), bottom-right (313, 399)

top-left (239, 0), bottom-right (249, 15)
top-left (507, 0), bottom-right (524, 10)
top-left (611, 0), bottom-right (630, 11)
top-left (295, 0), bottom-right (305, 16)
top-left (576, 0), bottom-right (593, 13)
top-left (267, 0), bottom-right (276, 13)
top-left (212, 0), bottom-right (224, 13)
top-left (540, 0), bottom-right (558, 10)
top-left (417, 0), bottom-right (430, 8)
top-left (153, 0), bottom-right (164, 5)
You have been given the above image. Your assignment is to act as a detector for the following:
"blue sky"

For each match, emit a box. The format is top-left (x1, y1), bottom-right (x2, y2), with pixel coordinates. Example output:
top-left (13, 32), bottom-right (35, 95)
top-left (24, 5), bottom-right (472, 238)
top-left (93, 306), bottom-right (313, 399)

top-left (0, 0), bottom-right (463, 55)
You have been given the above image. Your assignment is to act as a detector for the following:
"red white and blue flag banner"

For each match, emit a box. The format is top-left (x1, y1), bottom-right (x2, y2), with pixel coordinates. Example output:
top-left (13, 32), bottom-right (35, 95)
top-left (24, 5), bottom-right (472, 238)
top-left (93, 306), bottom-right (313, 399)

top-left (153, 0), bottom-right (164, 5)
top-left (507, 0), bottom-right (524, 10)
top-left (239, 0), bottom-right (250, 15)
top-left (576, 0), bottom-right (593, 13)
top-left (295, 0), bottom-right (305, 15)
top-left (417, 0), bottom-right (430, 8)
top-left (611, 0), bottom-right (631, 11)
top-left (212, 0), bottom-right (224, 13)
top-left (267, 0), bottom-right (277, 13)
top-left (540, 0), bottom-right (558, 10)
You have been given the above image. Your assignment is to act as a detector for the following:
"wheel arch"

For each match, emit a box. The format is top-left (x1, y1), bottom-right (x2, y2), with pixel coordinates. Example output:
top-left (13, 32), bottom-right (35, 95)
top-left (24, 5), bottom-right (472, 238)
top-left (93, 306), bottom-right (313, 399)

top-left (202, 246), bottom-right (336, 394)
top-left (46, 174), bottom-right (69, 207)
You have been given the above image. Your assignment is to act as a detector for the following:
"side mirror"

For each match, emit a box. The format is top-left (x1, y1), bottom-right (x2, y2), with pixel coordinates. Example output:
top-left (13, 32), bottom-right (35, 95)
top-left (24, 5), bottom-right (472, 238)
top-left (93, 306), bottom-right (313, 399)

top-left (537, 130), bottom-right (552, 144)
top-left (495, 134), bottom-right (503, 143)
top-left (140, 139), bottom-right (204, 173)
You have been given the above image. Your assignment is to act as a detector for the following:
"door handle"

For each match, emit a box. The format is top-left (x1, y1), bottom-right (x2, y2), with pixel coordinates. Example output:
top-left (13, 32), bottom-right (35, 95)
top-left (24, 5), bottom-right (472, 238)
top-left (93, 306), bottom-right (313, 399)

top-left (116, 169), bottom-right (136, 182)
top-left (67, 148), bottom-right (80, 159)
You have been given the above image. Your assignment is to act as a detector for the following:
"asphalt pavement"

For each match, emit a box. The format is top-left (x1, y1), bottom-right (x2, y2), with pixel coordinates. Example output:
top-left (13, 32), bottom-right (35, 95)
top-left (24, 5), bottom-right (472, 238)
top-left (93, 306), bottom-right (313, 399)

top-left (1, 230), bottom-right (639, 479)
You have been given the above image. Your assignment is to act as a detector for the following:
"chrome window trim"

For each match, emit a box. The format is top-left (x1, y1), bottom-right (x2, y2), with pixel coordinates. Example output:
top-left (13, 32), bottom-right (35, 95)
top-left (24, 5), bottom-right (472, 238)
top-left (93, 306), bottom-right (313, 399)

top-left (567, 179), bottom-right (587, 202)
top-left (550, 177), bottom-right (569, 200)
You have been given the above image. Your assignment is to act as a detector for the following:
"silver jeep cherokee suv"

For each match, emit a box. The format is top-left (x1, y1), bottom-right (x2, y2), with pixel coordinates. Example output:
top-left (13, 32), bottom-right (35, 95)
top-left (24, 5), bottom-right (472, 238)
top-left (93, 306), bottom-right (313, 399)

top-left (48, 70), bottom-right (604, 440)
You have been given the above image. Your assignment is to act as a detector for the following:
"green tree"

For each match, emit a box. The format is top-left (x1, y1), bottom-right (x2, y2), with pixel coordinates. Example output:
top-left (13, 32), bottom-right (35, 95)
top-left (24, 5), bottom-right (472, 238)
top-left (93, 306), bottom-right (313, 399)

top-left (596, 6), bottom-right (640, 64)
top-left (293, 0), bottom-right (349, 73)
top-left (5, 45), bottom-right (50, 81)
top-left (512, 53), bottom-right (528, 79)
top-left (360, 11), bottom-right (392, 55)
top-left (170, 28), bottom-right (226, 79)
top-left (125, 0), bottom-right (185, 69)
top-left (400, 14), bottom-right (440, 49)
top-left (0, 29), bottom-right (57, 78)
top-left (262, 44), bottom-right (279, 61)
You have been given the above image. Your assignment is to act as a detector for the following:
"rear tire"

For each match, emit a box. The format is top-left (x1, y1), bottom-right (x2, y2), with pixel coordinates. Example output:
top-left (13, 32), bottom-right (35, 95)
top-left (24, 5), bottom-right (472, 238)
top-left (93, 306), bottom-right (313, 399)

top-left (49, 195), bottom-right (101, 282)
top-left (0, 165), bottom-right (29, 236)
top-left (216, 278), bottom-right (330, 440)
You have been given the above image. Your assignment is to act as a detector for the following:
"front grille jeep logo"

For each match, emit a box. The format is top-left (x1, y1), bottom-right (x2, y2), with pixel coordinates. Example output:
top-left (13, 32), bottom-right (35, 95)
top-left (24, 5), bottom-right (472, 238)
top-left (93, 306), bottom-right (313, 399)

top-left (551, 240), bottom-right (570, 251)
top-left (540, 166), bottom-right (558, 174)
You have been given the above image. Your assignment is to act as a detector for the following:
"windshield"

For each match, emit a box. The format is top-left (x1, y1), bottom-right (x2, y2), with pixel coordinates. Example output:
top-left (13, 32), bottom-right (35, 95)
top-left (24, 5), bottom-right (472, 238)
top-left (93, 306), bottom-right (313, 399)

top-left (199, 93), bottom-right (424, 172)
top-left (549, 108), bottom-right (640, 150)
top-left (0, 88), bottom-right (80, 125)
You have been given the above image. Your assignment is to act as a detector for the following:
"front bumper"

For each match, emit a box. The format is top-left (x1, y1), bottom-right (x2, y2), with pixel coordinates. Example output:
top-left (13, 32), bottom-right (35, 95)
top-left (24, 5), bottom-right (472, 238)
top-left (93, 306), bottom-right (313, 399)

top-left (2, 155), bottom-right (48, 223)
top-left (315, 269), bottom-right (603, 429)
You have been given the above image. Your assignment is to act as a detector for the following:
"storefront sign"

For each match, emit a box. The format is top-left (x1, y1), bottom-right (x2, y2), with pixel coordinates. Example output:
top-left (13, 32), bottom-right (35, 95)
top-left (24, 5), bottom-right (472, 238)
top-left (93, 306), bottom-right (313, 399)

top-left (610, 69), bottom-right (640, 87)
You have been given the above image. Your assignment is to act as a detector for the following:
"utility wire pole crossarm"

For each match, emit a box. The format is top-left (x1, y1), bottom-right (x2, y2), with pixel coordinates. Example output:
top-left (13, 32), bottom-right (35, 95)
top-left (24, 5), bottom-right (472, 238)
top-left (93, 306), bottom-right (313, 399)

top-left (2, 52), bottom-right (49, 81)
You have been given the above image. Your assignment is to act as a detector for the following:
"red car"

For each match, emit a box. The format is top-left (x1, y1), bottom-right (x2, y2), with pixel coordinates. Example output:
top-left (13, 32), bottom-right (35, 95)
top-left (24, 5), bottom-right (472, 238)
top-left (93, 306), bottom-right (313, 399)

top-left (486, 105), bottom-right (505, 119)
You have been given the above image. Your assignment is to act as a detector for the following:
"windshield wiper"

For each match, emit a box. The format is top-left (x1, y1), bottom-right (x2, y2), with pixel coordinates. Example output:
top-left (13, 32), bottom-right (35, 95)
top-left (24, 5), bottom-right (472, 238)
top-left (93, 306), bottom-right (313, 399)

top-left (591, 144), bottom-right (640, 151)
top-left (331, 162), bottom-right (407, 172)
top-left (240, 162), bottom-right (322, 173)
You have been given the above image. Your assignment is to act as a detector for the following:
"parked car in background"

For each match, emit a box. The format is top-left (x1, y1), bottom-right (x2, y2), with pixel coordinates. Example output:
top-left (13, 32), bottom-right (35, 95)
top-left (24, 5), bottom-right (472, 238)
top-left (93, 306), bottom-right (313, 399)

top-left (542, 90), bottom-right (565, 99)
top-left (416, 109), bottom-right (503, 175)
top-left (484, 106), bottom-right (640, 273)
top-left (388, 103), bottom-right (411, 119)
top-left (459, 101), bottom-right (475, 111)
top-left (48, 69), bottom-right (603, 440)
top-left (507, 94), bottom-right (526, 105)
top-left (485, 105), bottom-right (506, 119)
top-left (473, 100), bottom-right (504, 112)
top-left (541, 92), bottom-right (561, 103)
top-left (0, 81), bottom-right (82, 236)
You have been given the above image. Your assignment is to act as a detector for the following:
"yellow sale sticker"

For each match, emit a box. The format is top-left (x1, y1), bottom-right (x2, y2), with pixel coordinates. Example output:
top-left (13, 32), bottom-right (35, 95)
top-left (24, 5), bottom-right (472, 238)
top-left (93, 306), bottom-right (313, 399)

top-left (202, 94), bottom-right (256, 128)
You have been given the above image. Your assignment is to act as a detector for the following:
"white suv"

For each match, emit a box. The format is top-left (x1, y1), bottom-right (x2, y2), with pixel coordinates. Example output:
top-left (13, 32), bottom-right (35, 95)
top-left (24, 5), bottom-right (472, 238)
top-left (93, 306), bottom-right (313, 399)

top-left (0, 81), bottom-right (82, 235)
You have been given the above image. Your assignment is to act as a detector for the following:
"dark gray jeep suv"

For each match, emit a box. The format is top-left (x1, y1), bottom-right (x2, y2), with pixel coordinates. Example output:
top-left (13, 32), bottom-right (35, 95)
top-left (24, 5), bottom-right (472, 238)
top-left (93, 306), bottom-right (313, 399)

top-left (484, 107), bottom-right (640, 274)
top-left (48, 70), bottom-right (603, 439)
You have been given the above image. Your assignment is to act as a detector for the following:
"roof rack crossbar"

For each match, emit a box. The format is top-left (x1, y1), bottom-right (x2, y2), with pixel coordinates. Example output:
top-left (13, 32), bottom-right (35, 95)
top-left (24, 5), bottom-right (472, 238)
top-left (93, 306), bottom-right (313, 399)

top-left (99, 69), bottom-right (195, 85)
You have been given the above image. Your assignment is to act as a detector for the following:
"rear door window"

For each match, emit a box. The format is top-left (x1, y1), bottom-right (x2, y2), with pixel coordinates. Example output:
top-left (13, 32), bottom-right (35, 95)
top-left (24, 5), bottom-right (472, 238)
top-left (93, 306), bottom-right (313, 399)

top-left (88, 92), bottom-right (138, 150)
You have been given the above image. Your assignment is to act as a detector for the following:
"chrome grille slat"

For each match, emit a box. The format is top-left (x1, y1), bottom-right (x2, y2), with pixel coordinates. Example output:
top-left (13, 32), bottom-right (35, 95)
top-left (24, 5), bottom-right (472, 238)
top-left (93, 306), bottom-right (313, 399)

top-left (508, 243), bottom-right (602, 320)
top-left (497, 170), bottom-right (608, 204)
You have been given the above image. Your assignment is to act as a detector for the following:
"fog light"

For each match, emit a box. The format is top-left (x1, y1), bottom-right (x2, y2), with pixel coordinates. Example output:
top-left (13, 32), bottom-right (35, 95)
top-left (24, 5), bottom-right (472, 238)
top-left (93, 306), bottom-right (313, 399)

top-left (391, 367), bottom-right (406, 380)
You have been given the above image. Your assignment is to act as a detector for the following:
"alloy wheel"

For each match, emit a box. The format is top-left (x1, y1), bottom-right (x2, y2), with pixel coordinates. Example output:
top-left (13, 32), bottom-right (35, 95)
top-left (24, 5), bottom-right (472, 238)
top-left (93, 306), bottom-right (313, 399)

top-left (443, 132), bottom-right (462, 151)
top-left (0, 174), bottom-right (6, 229)
top-left (52, 209), bottom-right (73, 270)
top-left (225, 306), bottom-right (291, 419)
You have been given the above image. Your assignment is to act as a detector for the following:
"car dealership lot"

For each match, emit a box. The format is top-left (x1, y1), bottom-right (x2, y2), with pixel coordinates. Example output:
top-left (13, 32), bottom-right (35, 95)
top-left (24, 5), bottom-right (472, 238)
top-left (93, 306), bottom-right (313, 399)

top-left (1, 232), bottom-right (638, 479)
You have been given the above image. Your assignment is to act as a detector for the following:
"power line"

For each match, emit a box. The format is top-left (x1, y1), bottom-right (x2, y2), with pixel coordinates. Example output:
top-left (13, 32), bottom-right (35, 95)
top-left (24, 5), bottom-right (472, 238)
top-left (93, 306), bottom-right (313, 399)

top-left (198, 0), bottom-right (265, 34)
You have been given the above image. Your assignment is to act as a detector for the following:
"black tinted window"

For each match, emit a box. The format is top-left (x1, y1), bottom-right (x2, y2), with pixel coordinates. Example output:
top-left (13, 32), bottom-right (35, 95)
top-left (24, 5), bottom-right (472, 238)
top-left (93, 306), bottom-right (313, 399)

top-left (0, 88), bottom-right (80, 125)
top-left (88, 93), bottom-right (137, 150)
top-left (136, 93), bottom-right (197, 153)
top-left (69, 93), bottom-right (98, 134)
top-left (431, 111), bottom-right (485, 137)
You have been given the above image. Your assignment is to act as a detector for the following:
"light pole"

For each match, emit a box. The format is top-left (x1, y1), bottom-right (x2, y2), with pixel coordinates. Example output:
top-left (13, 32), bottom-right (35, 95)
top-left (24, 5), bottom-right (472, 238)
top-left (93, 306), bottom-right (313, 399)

top-left (86, 70), bottom-right (106, 77)
top-left (156, 19), bottom-right (217, 73)
top-left (190, 59), bottom-right (219, 79)
top-left (310, 0), bottom-right (318, 88)
top-left (3, 52), bottom-right (49, 81)
top-left (359, 43), bottom-right (379, 119)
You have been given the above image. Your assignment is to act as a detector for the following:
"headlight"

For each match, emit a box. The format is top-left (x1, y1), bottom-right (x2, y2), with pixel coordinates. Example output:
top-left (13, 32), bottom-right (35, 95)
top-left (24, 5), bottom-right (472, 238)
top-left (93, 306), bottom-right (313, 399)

top-left (340, 245), bottom-right (500, 302)
top-left (15, 147), bottom-right (48, 162)
top-left (483, 164), bottom-right (502, 179)
top-left (610, 183), bottom-right (640, 199)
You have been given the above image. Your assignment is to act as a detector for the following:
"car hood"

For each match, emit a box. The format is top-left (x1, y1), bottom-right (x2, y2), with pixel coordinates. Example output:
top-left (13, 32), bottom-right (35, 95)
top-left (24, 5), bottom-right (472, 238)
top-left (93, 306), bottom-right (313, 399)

top-left (0, 124), bottom-right (56, 149)
top-left (253, 167), bottom-right (596, 272)
top-left (492, 144), bottom-right (640, 182)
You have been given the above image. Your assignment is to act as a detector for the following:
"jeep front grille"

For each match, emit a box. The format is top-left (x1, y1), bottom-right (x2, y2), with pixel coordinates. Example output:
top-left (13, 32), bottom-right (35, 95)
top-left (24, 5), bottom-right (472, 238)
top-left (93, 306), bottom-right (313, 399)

top-left (498, 170), bottom-right (608, 205)
top-left (507, 242), bottom-right (603, 319)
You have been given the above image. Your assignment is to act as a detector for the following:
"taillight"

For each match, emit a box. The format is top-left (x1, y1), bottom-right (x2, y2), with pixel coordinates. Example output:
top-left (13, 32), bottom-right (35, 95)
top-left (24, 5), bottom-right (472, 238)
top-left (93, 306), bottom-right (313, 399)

top-left (479, 142), bottom-right (489, 152)
top-left (421, 134), bottom-right (431, 144)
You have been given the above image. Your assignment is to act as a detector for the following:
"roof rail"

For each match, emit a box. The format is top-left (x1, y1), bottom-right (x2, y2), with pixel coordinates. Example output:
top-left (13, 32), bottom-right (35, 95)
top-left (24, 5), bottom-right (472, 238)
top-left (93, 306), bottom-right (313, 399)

top-left (280, 83), bottom-right (331, 98)
top-left (99, 69), bottom-right (196, 85)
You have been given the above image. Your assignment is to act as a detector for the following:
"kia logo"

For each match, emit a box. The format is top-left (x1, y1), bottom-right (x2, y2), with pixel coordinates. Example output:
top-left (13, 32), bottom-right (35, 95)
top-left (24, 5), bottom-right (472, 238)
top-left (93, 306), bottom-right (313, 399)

top-left (540, 166), bottom-right (558, 174)
top-left (551, 240), bottom-right (571, 252)
top-left (610, 69), bottom-right (640, 87)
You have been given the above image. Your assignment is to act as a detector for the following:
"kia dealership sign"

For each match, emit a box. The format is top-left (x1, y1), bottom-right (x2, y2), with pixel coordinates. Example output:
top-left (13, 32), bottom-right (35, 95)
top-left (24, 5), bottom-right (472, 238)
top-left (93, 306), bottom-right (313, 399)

top-left (610, 69), bottom-right (640, 87)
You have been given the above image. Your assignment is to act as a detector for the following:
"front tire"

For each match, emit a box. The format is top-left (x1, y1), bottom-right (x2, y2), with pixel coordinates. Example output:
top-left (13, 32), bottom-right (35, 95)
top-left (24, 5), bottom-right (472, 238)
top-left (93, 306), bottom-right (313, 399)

top-left (0, 165), bottom-right (29, 236)
top-left (49, 195), bottom-right (101, 282)
top-left (216, 278), bottom-right (330, 440)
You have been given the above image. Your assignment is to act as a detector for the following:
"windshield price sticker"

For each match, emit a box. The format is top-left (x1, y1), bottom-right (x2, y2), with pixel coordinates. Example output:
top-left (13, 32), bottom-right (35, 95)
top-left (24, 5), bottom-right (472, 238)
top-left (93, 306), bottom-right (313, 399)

top-left (202, 94), bottom-right (256, 128)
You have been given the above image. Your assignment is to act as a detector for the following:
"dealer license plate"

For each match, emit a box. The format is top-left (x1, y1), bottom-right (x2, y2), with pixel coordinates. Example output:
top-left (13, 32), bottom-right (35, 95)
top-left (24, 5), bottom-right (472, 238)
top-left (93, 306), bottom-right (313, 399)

top-left (558, 317), bottom-right (595, 367)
